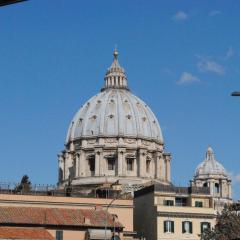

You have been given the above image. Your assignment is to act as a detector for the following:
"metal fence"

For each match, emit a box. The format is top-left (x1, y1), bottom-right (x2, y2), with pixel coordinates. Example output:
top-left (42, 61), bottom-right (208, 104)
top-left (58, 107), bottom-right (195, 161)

top-left (0, 182), bottom-right (132, 199)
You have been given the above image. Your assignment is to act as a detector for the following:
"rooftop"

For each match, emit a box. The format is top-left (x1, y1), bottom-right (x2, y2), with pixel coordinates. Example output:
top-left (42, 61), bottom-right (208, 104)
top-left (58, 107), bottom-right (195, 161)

top-left (134, 183), bottom-right (210, 198)
top-left (0, 206), bottom-right (123, 229)
top-left (0, 227), bottom-right (54, 240)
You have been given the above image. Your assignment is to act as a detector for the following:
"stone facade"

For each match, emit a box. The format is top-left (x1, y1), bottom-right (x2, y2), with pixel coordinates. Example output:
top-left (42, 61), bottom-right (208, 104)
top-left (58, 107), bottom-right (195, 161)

top-left (59, 137), bottom-right (171, 187)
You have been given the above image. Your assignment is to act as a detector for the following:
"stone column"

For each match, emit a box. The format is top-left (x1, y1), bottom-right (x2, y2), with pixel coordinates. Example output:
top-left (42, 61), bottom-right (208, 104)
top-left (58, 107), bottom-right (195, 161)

top-left (163, 153), bottom-right (171, 182)
top-left (75, 153), bottom-right (80, 177)
top-left (228, 181), bottom-right (232, 199)
top-left (209, 181), bottom-right (214, 196)
top-left (138, 149), bottom-right (147, 177)
top-left (155, 152), bottom-right (162, 179)
top-left (94, 148), bottom-right (102, 176)
top-left (79, 150), bottom-right (86, 177)
top-left (117, 148), bottom-right (126, 176)
top-left (58, 154), bottom-right (64, 182)
top-left (64, 152), bottom-right (70, 180)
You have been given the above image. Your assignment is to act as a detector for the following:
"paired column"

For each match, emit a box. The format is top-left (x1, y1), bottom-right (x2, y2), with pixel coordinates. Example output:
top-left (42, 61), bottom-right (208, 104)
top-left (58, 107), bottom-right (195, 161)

top-left (118, 148), bottom-right (126, 176)
top-left (78, 150), bottom-right (86, 177)
top-left (138, 149), bottom-right (147, 177)
top-left (163, 153), bottom-right (171, 182)
top-left (155, 152), bottom-right (163, 179)
top-left (94, 148), bottom-right (103, 176)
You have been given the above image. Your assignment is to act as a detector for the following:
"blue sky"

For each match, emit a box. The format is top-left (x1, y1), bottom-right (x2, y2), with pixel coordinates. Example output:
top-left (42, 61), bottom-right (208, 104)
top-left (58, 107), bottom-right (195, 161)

top-left (0, 1), bottom-right (240, 199)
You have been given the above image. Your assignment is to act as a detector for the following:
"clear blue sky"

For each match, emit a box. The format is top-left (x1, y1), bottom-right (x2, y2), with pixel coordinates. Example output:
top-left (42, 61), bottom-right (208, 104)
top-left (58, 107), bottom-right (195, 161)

top-left (0, 1), bottom-right (240, 199)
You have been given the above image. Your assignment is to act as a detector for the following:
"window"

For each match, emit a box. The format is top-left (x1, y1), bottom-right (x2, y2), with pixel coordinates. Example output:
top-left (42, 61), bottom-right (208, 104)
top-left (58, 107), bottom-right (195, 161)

top-left (195, 201), bottom-right (203, 207)
top-left (108, 157), bottom-right (115, 170)
top-left (56, 230), bottom-right (63, 240)
top-left (146, 159), bottom-right (151, 173)
top-left (215, 183), bottom-right (220, 194)
top-left (163, 200), bottom-right (174, 206)
top-left (201, 222), bottom-right (211, 233)
top-left (126, 158), bottom-right (134, 171)
top-left (175, 197), bottom-right (187, 206)
top-left (164, 220), bottom-right (174, 233)
top-left (182, 221), bottom-right (193, 234)
top-left (88, 156), bottom-right (95, 175)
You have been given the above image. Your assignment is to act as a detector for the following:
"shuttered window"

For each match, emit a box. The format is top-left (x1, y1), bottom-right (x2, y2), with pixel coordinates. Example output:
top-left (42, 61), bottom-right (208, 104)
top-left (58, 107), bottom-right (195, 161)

top-left (164, 220), bottom-right (174, 233)
top-left (182, 221), bottom-right (193, 234)
top-left (201, 222), bottom-right (211, 233)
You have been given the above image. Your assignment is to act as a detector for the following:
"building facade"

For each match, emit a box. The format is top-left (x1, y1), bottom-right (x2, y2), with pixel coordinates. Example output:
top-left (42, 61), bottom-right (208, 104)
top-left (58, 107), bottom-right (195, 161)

top-left (0, 192), bottom-right (133, 240)
top-left (58, 50), bottom-right (171, 190)
top-left (134, 184), bottom-right (216, 240)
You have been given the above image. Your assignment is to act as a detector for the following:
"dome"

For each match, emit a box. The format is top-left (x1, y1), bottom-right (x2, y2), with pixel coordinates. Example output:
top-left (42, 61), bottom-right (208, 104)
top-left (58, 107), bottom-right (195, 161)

top-left (66, 50), bottom-right (163, 144)
top-left (194, 147), bottom-right (228, 178)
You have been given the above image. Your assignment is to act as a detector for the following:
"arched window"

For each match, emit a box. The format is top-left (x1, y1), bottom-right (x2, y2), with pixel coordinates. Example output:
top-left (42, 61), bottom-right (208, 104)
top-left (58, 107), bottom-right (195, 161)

top-left (107, 156), bottom-right (116, 171)
top-left (87, 155), bottom-right (95, 176)
top-left (215, 183), bottom-right (220, 194)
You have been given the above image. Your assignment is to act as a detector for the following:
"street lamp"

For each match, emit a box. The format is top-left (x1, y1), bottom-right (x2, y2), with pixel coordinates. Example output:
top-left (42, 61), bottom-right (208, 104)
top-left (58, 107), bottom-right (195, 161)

top-left (104, 188), bottom-right (124, 240)
top-left (231, 91), bottom-right (240, 96)
top-left (104, 197), bottom-right (117, 240)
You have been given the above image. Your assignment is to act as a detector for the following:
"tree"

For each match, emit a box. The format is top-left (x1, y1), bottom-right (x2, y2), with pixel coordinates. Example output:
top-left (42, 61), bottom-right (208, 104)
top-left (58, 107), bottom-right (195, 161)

top-left (14, 175), bottom-right (31, 193)
top-left (202, 205), bottom-right (240, 240)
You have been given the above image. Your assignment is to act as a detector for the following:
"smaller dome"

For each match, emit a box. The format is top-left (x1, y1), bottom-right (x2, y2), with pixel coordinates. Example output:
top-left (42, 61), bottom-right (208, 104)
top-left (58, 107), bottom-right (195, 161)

top-left (195, 147), bottom-right (228, 178)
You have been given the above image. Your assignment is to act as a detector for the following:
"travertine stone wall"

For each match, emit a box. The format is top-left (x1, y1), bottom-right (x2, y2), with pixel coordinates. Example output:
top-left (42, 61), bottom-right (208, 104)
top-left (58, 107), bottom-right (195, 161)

top-left (58, 137), bottom-right (170, 187)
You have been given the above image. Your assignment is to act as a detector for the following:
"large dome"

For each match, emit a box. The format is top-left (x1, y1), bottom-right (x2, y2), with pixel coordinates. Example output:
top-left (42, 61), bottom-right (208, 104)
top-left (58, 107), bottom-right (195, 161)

top-left (66, 50), bottom-right (163, 145)
top-left (194, 147), bottom-right (228, 178)
top-left (58, 50), bottom-right (171, 189)
top-left (66, 89), bottom-right (163, 144)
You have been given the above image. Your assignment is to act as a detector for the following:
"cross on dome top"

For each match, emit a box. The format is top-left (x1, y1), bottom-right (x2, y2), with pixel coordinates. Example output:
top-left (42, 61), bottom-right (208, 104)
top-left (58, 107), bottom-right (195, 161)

top-left (104, 50), bottom-right (128, 90)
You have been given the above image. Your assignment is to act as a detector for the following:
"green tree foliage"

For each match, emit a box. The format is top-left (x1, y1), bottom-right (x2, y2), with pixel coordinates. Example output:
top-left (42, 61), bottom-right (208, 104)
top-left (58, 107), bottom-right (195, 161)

top-left (202, 205), bottom-right (240, 240)
top-left (14, 175), bottom-right (31, 193)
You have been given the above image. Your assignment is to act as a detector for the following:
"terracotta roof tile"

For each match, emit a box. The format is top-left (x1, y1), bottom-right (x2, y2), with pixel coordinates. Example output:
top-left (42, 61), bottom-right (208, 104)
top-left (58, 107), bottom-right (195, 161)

top-left (0, 227), bottom-right (54, 239)
top-left (0, 206), bottom-right (123, 228)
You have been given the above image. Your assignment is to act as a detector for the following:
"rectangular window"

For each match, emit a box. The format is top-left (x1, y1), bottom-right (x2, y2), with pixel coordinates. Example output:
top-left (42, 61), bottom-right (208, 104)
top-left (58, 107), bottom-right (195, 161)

top-left (127, 158), bottom-right (134, 171)
top-left (164, 220), bottom-right (174, 233)
top-left (182, 221), bottom-right (193, 234)
top-left (163, 200), bottom-right (174, 206)
top-left (175, 197), bottom-right (187, 206)
top-left (201, 222), bottom-right (211, 233)
top-left (56, 230), bottom-right (63, 240)
top-left (195, 201), bottom-right (203, 207)
top-left (108, 158), bottom-right (115, 170)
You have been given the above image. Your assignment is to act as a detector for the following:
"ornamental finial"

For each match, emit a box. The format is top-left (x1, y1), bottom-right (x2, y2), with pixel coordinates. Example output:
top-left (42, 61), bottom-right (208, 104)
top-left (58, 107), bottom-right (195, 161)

top-left (113, 46), bottom-right (118, 60)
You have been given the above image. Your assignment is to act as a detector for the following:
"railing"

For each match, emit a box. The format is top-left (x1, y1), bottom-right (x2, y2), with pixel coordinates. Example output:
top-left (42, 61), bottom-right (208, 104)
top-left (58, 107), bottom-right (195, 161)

top-left (0, 182), bottom-right (132, 199)
top-left (155, 184), bottom-right (210, 195)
